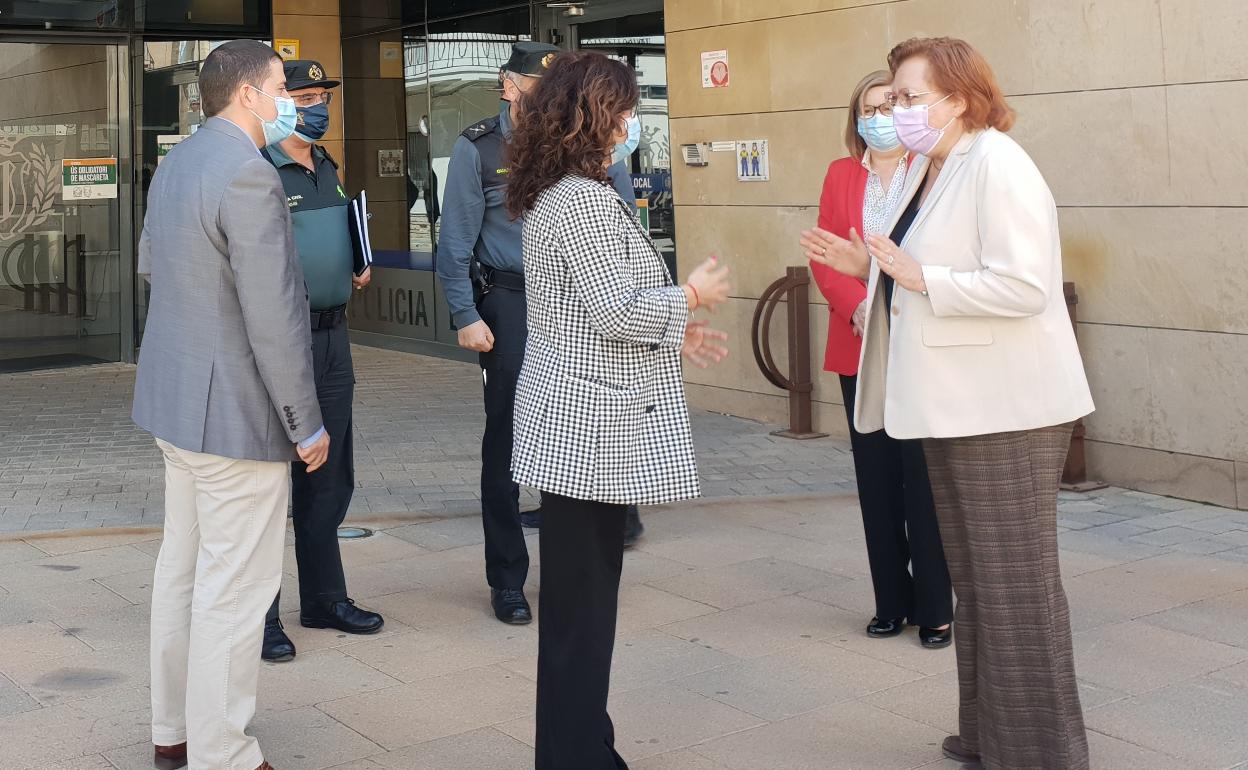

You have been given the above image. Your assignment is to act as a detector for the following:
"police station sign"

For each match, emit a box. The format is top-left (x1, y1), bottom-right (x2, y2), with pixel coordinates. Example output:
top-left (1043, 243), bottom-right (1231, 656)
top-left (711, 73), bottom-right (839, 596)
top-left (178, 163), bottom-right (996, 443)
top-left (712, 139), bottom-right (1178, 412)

top-left (62, 158), bottom-right (117, 200)
top-left (348, 266), bottom-right (437, 341)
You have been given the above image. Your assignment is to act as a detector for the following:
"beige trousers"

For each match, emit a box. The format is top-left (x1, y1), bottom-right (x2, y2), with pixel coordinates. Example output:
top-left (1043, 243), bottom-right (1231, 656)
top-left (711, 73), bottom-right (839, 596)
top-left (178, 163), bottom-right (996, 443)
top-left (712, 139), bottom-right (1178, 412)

top-left (150, 439), bottom-right (289, 770)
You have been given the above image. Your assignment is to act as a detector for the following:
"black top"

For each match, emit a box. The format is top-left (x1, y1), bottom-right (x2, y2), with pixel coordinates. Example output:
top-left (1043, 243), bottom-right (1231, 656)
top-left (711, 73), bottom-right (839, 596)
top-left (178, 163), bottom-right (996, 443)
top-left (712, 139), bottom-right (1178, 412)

top-left (883, 175), bottom-right (926, 311)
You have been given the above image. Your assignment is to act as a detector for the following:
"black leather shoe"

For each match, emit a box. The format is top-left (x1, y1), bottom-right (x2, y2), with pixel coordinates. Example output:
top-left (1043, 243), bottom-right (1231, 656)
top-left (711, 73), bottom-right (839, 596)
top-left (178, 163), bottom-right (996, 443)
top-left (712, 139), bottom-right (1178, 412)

top-left (520, 509), bottom-right (541, 529)
top-left (623, 507), bottom-right (644, 550)
top-left (867, 617), bottom-right (906, 637)
top-left (262, 619), bottom-right (296, 662)
top-left (942, 735), bottom-right (982, 766)
top-left (920, 625), bottom-right (953, 649)
top-left (491, 588), bottom-right (532, 625)
top-left (300, 598), bottom-right (384, 634)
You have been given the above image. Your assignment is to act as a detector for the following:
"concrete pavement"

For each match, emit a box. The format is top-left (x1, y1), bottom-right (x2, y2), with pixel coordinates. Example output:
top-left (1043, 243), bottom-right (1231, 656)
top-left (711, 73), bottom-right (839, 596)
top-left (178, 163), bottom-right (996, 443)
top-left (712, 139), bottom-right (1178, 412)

top-left (1, 493), bottom-right (1247, 769)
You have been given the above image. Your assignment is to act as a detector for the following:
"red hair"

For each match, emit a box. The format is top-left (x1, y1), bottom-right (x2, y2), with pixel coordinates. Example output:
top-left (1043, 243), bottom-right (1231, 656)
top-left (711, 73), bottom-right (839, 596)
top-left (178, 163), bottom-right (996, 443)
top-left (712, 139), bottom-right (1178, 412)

top-left (888, 37), bottom-right (1015, 132)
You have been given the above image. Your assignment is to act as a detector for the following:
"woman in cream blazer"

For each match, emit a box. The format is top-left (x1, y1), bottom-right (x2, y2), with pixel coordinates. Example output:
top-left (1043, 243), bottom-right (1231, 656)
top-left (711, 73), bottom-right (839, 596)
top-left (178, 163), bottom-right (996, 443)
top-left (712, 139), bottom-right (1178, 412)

top-left (803, 37), bottom-right (1093, 770)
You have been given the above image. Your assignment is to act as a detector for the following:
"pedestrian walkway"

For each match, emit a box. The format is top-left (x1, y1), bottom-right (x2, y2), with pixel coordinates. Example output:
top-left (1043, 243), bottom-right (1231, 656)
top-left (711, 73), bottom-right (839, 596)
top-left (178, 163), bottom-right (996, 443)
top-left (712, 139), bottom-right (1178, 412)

top-left (1, 493), bottom-right (1247, 769)
top-left (2, 345), bottom-right (1243, 548)
top-left (0, 346), bottom-right (858, 533)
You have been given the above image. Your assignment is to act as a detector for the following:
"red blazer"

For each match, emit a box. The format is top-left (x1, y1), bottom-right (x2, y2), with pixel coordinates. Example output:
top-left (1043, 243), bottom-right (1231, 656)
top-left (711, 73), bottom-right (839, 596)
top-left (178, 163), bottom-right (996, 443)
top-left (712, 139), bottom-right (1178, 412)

top-left (810, 157), bottom-right (869, 375)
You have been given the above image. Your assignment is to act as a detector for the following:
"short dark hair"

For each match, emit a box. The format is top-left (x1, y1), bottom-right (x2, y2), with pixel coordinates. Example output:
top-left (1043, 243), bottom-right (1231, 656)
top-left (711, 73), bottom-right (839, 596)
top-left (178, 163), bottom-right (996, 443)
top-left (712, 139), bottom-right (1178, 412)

top-left (199, 40), bottom-right (281, 118)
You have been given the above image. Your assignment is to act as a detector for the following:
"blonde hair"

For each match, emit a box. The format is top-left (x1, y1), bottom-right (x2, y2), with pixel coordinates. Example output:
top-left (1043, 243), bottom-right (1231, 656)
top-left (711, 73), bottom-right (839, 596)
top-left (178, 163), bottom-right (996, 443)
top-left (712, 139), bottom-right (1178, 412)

top-left (844, 69), bottom-right (893, 160)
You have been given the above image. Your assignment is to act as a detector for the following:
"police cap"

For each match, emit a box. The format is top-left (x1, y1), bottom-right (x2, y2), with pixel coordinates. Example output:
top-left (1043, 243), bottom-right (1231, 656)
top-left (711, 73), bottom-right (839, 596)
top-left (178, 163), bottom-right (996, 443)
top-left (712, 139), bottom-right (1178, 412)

top-left (284, 59), bottom-right (340, 91)
top-left (502, 42), bottom-right (561, 78)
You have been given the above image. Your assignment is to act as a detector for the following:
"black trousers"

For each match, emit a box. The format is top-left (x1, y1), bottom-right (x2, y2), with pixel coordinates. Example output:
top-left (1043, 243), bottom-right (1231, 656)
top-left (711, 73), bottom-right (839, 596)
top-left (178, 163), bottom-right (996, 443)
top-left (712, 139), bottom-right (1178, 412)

top-left (840, 374), bottom-right (952, 628)
top-left (268, 321), bottom-right (355, 622)
top-left (478, 286), bottom-right (530, 590)
top-left (536, 493), bottom-right (629, 770)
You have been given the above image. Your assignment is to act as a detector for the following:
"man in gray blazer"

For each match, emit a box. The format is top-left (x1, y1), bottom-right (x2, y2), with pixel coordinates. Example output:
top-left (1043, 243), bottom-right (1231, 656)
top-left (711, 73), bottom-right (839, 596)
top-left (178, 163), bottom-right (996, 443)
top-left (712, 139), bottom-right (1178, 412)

top-left (133, 39), bottom-right (327, 770)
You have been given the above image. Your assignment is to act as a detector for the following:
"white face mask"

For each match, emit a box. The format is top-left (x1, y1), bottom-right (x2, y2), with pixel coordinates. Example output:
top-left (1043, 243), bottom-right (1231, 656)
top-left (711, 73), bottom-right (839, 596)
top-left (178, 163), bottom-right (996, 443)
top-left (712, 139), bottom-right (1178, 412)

top-left (612, 114), bottom-right (641, 165)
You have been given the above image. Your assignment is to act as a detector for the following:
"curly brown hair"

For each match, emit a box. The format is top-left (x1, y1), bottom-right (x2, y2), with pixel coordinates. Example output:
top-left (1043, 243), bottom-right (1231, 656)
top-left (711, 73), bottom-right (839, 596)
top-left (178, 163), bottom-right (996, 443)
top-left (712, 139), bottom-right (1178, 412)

top-left (504, 51), bottom-right (639, 218)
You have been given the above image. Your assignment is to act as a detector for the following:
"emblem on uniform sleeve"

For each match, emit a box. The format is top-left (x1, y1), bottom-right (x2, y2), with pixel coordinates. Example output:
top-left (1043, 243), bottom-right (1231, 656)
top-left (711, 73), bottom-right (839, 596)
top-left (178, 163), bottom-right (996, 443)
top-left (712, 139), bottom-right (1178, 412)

top-left (308, 64), bottom-right (324, 81)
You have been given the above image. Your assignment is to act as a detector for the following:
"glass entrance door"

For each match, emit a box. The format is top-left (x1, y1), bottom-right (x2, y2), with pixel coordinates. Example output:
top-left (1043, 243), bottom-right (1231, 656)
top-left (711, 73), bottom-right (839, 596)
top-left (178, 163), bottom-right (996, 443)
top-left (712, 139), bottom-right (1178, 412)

top-left (0, 41), bottom-right (128, 370)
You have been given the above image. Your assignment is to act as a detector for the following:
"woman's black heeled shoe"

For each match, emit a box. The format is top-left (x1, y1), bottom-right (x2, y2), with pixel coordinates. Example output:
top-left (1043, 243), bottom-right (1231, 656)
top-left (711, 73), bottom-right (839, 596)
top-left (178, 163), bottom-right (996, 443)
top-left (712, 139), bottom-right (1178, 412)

top-left (866, 617), bottom-right (906, 637)
top-left (920, 624), bottom-right (953, 649)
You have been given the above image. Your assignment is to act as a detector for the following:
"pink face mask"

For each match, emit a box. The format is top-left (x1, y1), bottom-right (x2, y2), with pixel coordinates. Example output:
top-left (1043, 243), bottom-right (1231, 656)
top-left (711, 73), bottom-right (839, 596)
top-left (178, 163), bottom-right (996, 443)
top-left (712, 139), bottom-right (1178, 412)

top-left (892, 93), bottom-right (954, 155)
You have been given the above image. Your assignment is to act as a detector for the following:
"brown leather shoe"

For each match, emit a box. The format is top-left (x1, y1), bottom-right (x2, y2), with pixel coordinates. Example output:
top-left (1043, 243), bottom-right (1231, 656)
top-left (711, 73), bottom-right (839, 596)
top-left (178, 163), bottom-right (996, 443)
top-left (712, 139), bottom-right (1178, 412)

top-left (942, 735), bottom-right (982, 766)
top-left (153, 742), bottom-right (187, 770)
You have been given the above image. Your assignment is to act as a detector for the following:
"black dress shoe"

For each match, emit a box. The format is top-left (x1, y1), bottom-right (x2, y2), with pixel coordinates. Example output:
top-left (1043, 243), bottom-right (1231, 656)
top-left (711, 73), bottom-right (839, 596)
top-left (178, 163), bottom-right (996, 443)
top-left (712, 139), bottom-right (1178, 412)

top-left (866, 617), bottom-right (906, 637)
top-left (623, 507), bottom-right (644, 550)
top-left (301, 598), bottom-right (385, 634)
top-left (942, 735), bottom-right (982, 766)
top-left (491, 588), bottom-right (532, 625)
top-left (920, 625), bottom-right (953, 649)
top-left (520, 508), bottom-right (541, 529)
top-left (262, 619), bottom-right (296, 662)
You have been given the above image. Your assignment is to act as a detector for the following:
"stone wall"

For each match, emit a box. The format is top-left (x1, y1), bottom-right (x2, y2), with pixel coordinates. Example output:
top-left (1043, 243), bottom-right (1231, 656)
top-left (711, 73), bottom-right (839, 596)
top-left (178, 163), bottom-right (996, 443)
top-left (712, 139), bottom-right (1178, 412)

top-left (665, 0), bottom-right (1248, 508)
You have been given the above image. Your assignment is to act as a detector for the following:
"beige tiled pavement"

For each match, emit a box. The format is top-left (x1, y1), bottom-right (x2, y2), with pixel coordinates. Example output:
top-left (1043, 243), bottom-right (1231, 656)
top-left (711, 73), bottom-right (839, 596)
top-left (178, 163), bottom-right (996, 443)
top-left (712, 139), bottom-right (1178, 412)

top-left (1, 493), bottom-right (1247, 769)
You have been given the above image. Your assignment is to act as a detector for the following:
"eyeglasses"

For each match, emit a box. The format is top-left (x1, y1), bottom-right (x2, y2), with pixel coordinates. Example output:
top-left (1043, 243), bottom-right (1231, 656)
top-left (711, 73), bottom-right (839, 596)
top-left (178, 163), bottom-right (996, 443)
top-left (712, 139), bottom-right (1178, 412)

top-left (890, 90), bottom-right (940, 110)
top-left (291, 91), bottom-right (333, 108)
top-left (859, 101), bottom-right (893, 119)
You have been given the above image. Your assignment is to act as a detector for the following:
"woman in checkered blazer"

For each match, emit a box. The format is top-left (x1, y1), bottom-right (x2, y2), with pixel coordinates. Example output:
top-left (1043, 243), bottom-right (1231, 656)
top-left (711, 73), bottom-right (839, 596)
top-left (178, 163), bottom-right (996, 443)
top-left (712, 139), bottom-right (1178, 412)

top-left (505, 51), bottom-right (731, 770)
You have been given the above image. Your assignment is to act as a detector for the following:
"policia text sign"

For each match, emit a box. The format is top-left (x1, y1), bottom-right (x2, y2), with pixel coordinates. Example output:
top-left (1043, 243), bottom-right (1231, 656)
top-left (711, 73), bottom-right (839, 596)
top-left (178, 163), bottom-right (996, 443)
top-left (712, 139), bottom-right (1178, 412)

top-left (62, 158), bottom-right (118, 200)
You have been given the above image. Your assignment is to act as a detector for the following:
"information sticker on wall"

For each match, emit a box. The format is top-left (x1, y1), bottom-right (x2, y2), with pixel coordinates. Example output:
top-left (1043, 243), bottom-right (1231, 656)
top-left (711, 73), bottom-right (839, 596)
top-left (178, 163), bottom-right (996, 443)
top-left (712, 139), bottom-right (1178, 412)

top-left (735, 140), bottom-right (769, 182)
top-left (701, 50), bottom-right (729, 88)
top-left (156, 135), bottom-right (188, 166)
top-left (275, 39), bottom-right (300, 60)
top-left (380, 41), bottom-right (404, 78)
top-left (62, 158), bottom-right (117, 200)
top-left (378, 148), bottom-right (405, 177)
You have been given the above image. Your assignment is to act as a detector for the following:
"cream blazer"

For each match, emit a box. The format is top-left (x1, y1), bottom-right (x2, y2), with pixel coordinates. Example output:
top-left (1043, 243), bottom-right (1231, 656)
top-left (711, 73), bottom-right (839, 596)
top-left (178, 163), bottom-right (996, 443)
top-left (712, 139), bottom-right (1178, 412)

top-left (854, 128), bottom-right (1095, 440)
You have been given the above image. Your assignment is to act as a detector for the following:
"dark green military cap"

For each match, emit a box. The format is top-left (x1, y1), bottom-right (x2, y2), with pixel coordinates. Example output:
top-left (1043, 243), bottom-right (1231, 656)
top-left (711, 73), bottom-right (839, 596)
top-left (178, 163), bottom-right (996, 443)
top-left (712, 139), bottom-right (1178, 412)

top-left (502, 42), bottom-right (561, 77)
top-left (284, 59), bottom-right (339, 91)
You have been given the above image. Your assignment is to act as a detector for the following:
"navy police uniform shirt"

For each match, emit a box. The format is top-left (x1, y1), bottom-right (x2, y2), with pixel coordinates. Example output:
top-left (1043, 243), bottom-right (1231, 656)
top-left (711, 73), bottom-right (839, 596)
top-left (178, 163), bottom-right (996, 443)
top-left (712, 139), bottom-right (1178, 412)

top-left (436, 104), bottom-right (637, 329)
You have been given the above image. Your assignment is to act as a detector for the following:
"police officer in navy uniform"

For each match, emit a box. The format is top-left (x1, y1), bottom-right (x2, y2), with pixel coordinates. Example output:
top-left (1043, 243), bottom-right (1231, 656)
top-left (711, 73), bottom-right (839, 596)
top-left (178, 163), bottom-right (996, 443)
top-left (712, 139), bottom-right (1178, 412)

top-left (438, 43), bottom-right (641, 625)
top-left (260, 60), bottom-right (384, 661)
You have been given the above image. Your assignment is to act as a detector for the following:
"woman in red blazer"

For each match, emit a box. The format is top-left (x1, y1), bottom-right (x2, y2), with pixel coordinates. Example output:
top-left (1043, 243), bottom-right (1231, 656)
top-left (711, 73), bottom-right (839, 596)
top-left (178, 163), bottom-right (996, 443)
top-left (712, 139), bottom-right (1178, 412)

top-left (808, 70), bottom-right (952, 648)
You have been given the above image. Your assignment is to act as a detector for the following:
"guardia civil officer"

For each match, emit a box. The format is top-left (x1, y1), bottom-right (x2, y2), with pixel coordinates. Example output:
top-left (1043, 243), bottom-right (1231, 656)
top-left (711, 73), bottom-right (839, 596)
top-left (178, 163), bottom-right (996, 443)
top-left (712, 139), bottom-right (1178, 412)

top-left (437, 42), bottom-right (639, 626)
top-left (260, 60), bottom-right (384, 662)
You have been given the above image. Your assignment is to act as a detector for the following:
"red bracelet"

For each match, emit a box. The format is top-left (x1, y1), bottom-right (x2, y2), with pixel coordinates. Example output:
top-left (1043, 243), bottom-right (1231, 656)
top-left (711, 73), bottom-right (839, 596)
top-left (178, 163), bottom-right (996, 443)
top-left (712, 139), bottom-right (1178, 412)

top-left (687, 283), bottom-right (700, 310)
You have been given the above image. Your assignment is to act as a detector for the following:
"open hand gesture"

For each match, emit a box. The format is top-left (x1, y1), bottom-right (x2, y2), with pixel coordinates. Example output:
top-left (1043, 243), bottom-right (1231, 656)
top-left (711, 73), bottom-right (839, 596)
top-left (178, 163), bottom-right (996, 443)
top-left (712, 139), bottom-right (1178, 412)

top-left (865, 234), bottom-right (926, 293)
top-left (682, 320), bottom-right (729, 368)
top-left (800, 226), bottom-right (870, 280)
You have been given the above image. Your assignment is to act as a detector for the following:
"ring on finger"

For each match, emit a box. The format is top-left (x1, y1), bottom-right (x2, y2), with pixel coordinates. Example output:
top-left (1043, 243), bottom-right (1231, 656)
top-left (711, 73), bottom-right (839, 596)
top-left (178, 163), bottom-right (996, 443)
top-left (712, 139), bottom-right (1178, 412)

top-left (887, 254), bottom-right (895, 265)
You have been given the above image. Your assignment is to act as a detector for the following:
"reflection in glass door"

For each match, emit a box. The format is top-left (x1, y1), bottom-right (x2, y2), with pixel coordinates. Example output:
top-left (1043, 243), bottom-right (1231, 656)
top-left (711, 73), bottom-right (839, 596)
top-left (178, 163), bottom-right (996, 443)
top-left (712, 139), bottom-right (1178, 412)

top-left (576, 12), bottom-right (675, 280)
top-left (0, 42), bottom-right (127, 370)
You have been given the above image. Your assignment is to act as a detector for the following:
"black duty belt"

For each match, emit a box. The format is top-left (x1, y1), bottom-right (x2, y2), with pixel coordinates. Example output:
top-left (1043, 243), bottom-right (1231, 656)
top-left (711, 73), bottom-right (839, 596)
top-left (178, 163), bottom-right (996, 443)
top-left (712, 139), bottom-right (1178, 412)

top-left (481, 264), bottom-right (525, 293)
top-left (311, 304), bottom-right (347, 330)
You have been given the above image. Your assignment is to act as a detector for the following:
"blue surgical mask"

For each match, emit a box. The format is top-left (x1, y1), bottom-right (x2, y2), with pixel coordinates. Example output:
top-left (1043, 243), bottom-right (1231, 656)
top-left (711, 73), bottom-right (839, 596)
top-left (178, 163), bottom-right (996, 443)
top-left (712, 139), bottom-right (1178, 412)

top-left (294, 102), bottom-right (330, 143)
top-left (248, 86), bottom-right (298, 146)
top-left (857, 113), bottom-right (901, 153)
top-left (612, 115), bottom-right (641, 166)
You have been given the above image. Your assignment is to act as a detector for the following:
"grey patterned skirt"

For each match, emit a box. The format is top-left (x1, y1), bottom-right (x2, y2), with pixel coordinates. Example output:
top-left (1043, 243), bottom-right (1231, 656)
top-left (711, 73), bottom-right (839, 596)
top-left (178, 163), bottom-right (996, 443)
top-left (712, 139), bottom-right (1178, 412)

top-left (923, 424), bottom-right (1089, 770)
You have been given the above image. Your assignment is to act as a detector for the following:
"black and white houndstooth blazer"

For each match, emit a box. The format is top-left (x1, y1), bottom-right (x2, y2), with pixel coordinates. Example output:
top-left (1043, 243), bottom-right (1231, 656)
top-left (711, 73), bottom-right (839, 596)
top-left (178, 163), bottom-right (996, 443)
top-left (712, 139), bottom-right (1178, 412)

top-left (512, 174), bottom-right (700, 505)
